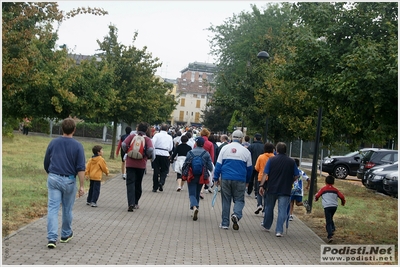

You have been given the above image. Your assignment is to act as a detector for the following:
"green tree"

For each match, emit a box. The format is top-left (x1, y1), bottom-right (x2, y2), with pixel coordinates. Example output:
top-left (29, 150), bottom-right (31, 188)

top-left (2, 2), bottom-right (108, 128)
top-left (96, 25), bottom-right (177, 159)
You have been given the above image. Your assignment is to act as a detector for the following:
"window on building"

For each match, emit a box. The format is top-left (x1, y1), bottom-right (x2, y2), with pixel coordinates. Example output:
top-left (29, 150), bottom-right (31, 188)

top-left (199, 72), bottom-right (203, 82)
top-left (201, 95), bottom-right (205, 99)
top-left (191, 72), bottom-right (195, 82)
top-left (196, 100), bottom-right (201, 108)
top-left (195, 112), bottom-right (200, 123)
top-left (180, 98), bottom-right (185, 107)
top-left (193, 94), bottom-right (197, 98)
top-left (179, 111), bottom-right (184, 121)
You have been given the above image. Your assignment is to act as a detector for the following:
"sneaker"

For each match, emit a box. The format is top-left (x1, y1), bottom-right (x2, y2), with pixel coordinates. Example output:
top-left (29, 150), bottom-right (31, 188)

top-left (177, 187), bottom-right (181, 192)
top-left (60, 232), bottom-right (73, 243)
top-left (128, 205), bottom-right (134, 212)
top-left (122, 174), bottom-right (126, 180)
top-left (91, 203), bottom-right (97, 207)
top-left (193, 208), bottom-right (199, 221)
top-left (152, 189), bottom-right (157, 192)
top-left (255, 205), bottom-right (263, 214)
top-left (86, 202), bottom-right (91, 205)
top-left (47, 241), bottom-right (56, 248)
top-left (231, 214), bottom-right (239, 230)
top-left (254, 195), bottom-right (258, 199)
top-left (200, 193), bottom-right (204, 199)
top-left (261, 226), bottom-right (270, 232)
top-left (219, 224), bottom-right (228, 230)
top-left (328, 237), bottom-right (333, 243)
top-left (289, 215), bottom-right (293, 221)
top-left (134, 204), bottom-right (139, 209)
top-left (303, 200), bottom-right (311, 212)
top-left (276, 232), bottom-right (283, 237)
top-left (158, 185), bottom-right (163, 192)
top-left (207, 188), bottom-right (213, 193)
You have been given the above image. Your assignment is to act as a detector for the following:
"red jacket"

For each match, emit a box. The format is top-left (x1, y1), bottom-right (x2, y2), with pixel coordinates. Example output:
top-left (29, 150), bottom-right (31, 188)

top-left (198, 136), bottom-right (214, 162)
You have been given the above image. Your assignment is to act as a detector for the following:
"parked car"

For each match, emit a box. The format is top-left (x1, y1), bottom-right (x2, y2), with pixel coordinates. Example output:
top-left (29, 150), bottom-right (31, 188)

top-left (356, 149), bottom-right (398, 180)
top-left (321, 148), bottom-right (377, 179)
top-left (363, 162), bottom-right (398, 193)
top-left (383, 171), bottom-right (398, 198)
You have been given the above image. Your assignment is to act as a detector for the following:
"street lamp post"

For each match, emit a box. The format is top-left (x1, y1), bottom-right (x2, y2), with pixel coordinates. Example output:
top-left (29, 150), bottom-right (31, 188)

top-left (307, 107), bottom-right (323, 213)
top-left (257, 51), bottom-right (270, 142)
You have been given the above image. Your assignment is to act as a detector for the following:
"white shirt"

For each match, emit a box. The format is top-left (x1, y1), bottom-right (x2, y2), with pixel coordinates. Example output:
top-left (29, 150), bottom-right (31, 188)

top-left (152, 130), bottom-right (173, 156)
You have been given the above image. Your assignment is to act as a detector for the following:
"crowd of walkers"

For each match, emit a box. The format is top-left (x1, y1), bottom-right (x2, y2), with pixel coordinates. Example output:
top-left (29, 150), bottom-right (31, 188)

top-left (44, 120), bottom-right (343, 249)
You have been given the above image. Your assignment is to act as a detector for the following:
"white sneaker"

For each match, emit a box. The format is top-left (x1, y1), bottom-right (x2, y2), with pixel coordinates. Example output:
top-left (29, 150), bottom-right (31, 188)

top-left (255, 205), bottom-right (263, 214)
top-left (289, 215), bottom-right (293, 221)
top-left (219, 224), bottom-right (228, 230)
top-left (276, 232), bottom-right (283, 237)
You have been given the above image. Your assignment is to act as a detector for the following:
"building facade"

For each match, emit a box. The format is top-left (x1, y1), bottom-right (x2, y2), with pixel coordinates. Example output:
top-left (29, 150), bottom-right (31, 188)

top-left (171, 62), bottom-right (216, 126)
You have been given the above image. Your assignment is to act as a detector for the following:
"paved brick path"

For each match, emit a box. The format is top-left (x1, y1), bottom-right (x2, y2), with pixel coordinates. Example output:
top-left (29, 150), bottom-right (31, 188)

top-left (3, 161), bottom-right (335, 265)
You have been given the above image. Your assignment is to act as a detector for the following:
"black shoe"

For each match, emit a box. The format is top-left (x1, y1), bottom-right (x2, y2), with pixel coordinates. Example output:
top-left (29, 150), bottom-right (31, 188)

top-left (47, 241), bottom-right (56, 249)
top-left (60, 232), bottom-right (73, 243)
top-left (158, 185), bottom-right (163, 192)
top-left (152, 189), bottom-right (157, 192)
top-left (128, 205), bottom-right (134, 212)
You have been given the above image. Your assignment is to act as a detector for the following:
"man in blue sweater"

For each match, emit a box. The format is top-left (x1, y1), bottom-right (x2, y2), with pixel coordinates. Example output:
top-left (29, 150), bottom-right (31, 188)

top-left (213, 130), bottom-right (253, 231)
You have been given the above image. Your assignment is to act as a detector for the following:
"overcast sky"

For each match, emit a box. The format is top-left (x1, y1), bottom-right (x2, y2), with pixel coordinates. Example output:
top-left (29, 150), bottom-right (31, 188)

top-left (56, 1), bottom-right (266, 79)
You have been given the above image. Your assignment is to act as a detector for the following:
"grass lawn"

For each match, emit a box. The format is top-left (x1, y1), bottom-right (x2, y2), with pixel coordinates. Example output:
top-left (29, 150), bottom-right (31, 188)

top-left (2, 133), bottom-right (398, 264)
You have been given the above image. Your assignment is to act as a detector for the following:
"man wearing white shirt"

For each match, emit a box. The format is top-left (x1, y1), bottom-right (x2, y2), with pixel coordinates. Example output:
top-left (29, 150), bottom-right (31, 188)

top-left (151, 124), bottom-right (173, 192)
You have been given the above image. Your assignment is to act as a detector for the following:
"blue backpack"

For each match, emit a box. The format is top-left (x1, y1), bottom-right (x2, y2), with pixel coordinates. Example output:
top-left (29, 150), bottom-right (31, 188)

top-left (191, 151), bottom-right (206, 176)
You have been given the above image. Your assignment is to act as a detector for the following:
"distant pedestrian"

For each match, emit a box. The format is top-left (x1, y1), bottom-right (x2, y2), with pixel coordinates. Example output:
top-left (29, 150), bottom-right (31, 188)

top-left (216, 134), bottom-right (229, 161)
top-left (314, 175), bottom-right (346, 243)
top-left (253, 142), bottom-right (275, 215)
top-left (22, 117), bottom-right (31, 135)
top-left (247, 133), bottom-right (264, 198)
top-left (288, 158), bottom-right (310, 221)
top-left (198, 128), bottom-right (214, 198)
top-left (116, 126), bottom-right (132, 180)
top-left (242, 135), bottom-right (251, 148)
top-left (170, 134), bottom-right (192, 191)
top-left (151, 123), bottom-right (173, 192)
top-left (259, 142), bottom-right (299, 237)
top-left (85, 145), bottom-right (109, 207)
top-left (213, 130), bottom-right (253, 230)
top-left (44, 118), bottom-right (86, 249)
top-left (182, 137), bottom-right (213, 221)
top-left (122, 122), bottom-right (154, 211)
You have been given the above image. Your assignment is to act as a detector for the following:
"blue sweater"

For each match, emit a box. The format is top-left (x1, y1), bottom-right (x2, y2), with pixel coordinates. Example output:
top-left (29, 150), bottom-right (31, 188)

top-left (213, 141), bottom-right (253, 183)
top-left (44, 137), bottom-right (86, 176)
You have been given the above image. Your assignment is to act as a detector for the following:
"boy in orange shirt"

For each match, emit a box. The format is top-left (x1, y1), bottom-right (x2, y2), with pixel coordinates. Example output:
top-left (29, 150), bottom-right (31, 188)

top-left (254, 143), bottom-right (275, 214)
top-left (85, 145), bottom-right (109, 207)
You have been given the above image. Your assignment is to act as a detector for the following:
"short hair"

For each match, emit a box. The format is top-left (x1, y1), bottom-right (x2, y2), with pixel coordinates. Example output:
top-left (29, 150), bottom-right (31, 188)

top-left (220, 135), bottom-right (229, 142)
top-left (92, 145), bottom-right (103, 155)
top-left (180, 135), bottom-right (188, 143)
top-left (208, 134), bottom-right (216, 142)
top-left (137, 122), bottom-right (149, 133)
top-left (254, 133), bottom-right (262, 141)
top-left (326, 175), bottom-right (335, 185)
top-left (200, 128), bottom-right (210, 137)
top-left (125, 126), bottom-right (132, 135)
top-left (294, 158), bottom-right (300, 167)
top-left (176, 131), bottom-right (182, 136)
top-left (264, 143), bottom-right (275, 153)
top-left (161, 123), bottom-right (169, 131)
top-left (276, 142), bottom-right (287, 154)
top-left (62, 118), bottom-right (76, 135)
top-left (244, 135), bottom-right (250, 142)
top-left (186, 132), bottom-right (192, 139)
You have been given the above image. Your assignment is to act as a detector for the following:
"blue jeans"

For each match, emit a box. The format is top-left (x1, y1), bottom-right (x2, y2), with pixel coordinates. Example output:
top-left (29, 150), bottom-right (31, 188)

top-left (47, 173), bottom-right (77, 241)
top-left (256, 181), bottom-right (263, 207)
top-left (220, 179), bottom-right (246, 227)
top-left (262, 193), bottom-right (290, 234)
top-left (187, 181), bottom-right (203, 209)
top-left (324, 207), bottom-right (337, 238)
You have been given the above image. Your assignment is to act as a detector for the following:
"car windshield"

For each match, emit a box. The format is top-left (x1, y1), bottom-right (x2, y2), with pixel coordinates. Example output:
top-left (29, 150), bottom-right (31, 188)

top-left (361, 150), bottom-right (375, 162)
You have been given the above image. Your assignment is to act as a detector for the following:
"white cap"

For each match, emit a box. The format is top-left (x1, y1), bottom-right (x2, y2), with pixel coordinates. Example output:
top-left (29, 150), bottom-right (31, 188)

top-left (232, 130), bottom-right (243, 139)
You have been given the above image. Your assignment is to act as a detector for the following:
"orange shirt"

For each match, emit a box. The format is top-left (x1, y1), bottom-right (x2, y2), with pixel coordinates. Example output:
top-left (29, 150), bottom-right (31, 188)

top-left (254, 152), bottom-right (275, 181)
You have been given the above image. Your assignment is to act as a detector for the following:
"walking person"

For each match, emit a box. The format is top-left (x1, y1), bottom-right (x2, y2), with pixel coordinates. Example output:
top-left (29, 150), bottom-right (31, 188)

top-left (182, 137), bottom-right (213, 221)
top-left (254, 142), bottom-right (275, 214)
top-left (22, 116), bottom-right (31, 135)
top-left (315, 175), bottom-right (346, 243)
top-left (85, 145), bottom-right (109, 207)
top-left (151, 123), bottom-right (173, 192)
top-left (259, 142), bottom-right (299, 237)
top-left (198, 128), bottom-right (214, 198)
top-left (170, 135), bottom-right (192, 191)
top-left (122, 122), bottom-right (154, 211)
top-left (43, 118), bottom-right (86, 249)
top-left (288, 158), bottom-right (310, 221)
top-left (247, 133), bottom-right (264, 198)
top-left (116, 126), bottom-right (132, 180)
top-left (213, 130), bottom-right (253, 230)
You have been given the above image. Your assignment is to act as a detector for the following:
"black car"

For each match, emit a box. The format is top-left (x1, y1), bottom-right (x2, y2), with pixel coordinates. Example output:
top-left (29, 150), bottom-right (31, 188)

top-left (383, 171), bottom-right (398, 198)
top-left (356, 149), bottom-right (398, 180)
top-left (321, 148), bottom-right (377, 179)
top-left (363, 162), bottom-right (398, 193)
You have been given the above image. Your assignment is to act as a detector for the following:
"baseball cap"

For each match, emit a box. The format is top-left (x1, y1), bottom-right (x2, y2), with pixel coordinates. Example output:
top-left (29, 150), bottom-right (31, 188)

top-left (232, 130), bottom-right (244, 139)
top-left (195, 136), bottom-right (205, 147)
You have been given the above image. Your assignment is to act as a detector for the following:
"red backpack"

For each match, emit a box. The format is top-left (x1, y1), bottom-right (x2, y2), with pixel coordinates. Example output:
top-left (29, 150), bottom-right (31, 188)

top-left (127, 135), bottom-right (145, 159)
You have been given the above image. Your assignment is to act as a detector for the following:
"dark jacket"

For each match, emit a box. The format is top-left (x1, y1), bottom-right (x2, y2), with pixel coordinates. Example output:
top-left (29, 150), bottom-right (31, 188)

top-left (248, 140), bottom-right (264, 166)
